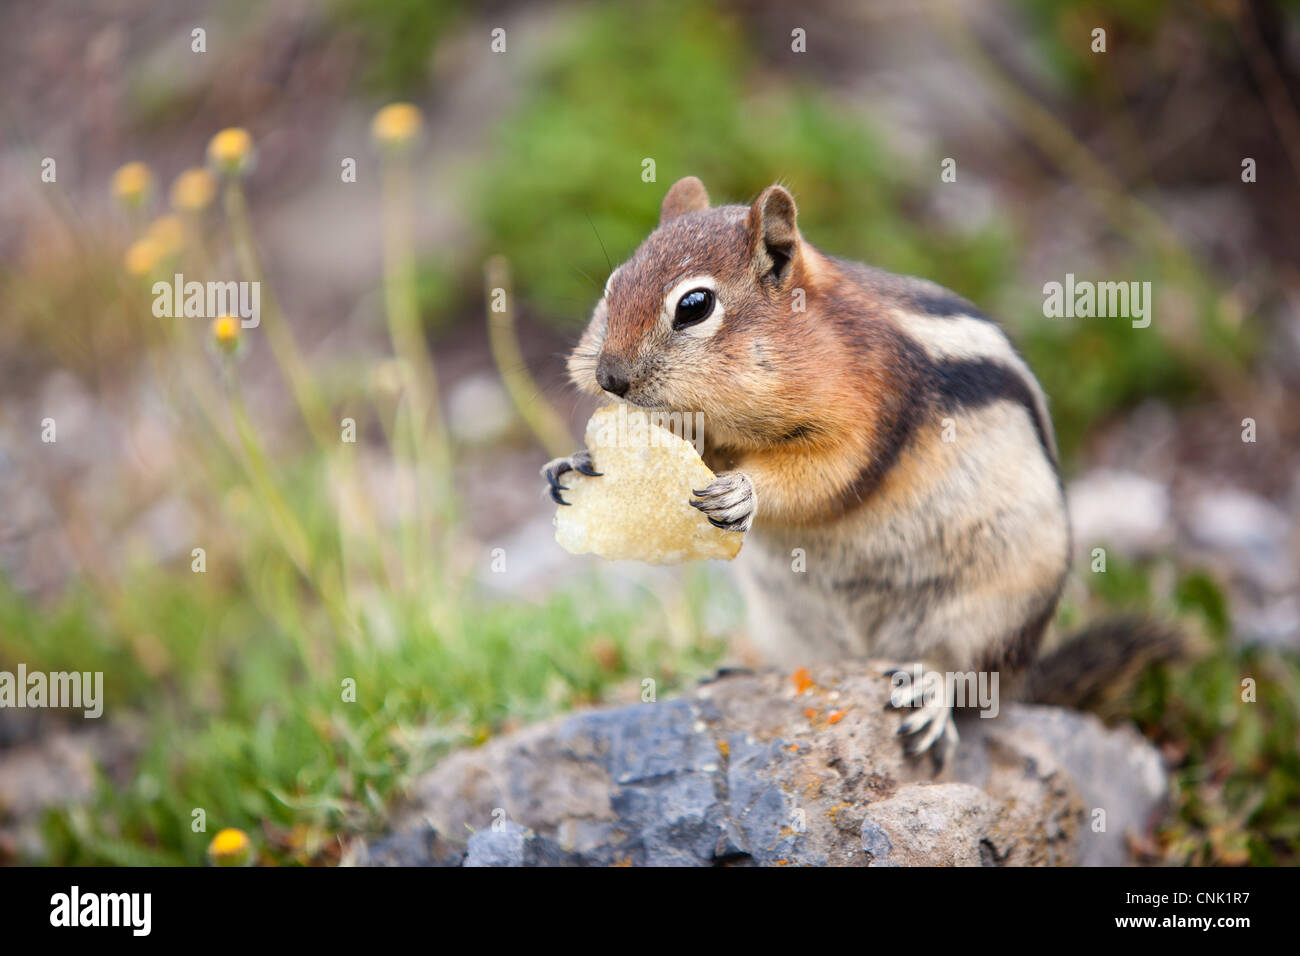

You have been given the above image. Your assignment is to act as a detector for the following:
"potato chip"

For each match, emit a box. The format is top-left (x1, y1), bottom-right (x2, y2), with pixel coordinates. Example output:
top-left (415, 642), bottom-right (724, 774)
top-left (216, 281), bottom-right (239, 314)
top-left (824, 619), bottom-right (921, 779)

top-left (554, 404), bottom-right (744, 563)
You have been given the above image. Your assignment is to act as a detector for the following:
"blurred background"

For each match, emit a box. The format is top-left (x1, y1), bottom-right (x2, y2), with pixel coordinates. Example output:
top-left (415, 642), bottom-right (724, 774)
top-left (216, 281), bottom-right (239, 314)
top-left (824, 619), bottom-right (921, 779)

top-left (0, 0), bottom-right (1297, 866)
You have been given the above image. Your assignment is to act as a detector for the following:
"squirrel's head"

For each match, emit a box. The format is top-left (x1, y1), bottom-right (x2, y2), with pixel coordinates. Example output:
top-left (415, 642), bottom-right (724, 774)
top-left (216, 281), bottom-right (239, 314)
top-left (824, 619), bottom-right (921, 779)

top-left (568, 177), bottom-right (830, 444)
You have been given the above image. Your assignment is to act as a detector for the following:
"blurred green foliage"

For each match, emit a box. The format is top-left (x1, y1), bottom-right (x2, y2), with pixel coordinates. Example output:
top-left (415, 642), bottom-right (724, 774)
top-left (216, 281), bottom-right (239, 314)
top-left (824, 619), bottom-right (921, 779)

top-left (476, 0), bottom-right (1014, 326)
top-left (1018, 278), bottom-right (1198, 462)
top-left (1070, 551), bottom-right (1300, 865)
top-left (1018, 0), bottom-right (1175, 90)
top-left (331, 0), bottom-right (468, 94)
top-left (1133, 639), bottom-right (1300, 866)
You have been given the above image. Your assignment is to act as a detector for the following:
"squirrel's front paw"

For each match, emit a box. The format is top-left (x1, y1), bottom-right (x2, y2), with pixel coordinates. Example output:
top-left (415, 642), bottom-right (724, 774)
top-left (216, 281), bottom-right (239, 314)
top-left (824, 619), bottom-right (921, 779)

top-left (690, 472), bottom-right (756, 533)
top-left (541, 449), bottom-right (601, 506)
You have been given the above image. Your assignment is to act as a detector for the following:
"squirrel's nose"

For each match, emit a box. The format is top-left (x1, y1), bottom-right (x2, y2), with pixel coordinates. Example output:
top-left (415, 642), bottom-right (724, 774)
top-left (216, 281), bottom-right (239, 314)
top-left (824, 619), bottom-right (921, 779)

top-left (596, 354), bottom-right (631, 397)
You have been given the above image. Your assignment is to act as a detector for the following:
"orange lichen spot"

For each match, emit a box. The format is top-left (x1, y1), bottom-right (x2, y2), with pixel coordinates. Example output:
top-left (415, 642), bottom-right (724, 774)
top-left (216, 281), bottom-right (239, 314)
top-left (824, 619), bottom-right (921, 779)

top-left (827, 708), bottom-right (847, 724)
top-left (791, 667), bottom-right (813, 694)
top-left (804, 707), bottom-right (818, 720)
top-left (717, 739), bottom-right (730, 758)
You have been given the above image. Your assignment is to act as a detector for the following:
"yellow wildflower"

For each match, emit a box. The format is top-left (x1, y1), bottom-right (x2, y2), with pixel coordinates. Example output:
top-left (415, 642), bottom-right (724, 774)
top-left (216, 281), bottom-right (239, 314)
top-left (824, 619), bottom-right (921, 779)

top-left (207, 827), bottom-right (253, 866)
top-left (111, 161), bottom-right (153, 207)
top-left (211, 315), bottom-right (241, 353)
top-left (170, 167), bottom-right (217, 212)
top-left (124, 237), bottom-right (162, 276)
top-left (145, 215), bottom-right (186, 257)
top-left (371, 103), bottom-right (423, 148)
top-left (207, 127), bottom-right (254, 175)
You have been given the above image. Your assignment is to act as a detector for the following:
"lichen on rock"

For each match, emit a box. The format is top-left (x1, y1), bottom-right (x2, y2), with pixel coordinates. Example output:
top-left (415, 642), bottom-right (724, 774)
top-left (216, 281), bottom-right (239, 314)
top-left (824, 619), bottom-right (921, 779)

top-left (364, 661), bottom-right (1167, 867)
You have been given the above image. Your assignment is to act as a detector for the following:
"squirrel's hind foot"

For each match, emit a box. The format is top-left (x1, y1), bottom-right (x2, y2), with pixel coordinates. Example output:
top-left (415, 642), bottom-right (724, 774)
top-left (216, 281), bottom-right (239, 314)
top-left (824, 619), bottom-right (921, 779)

top-left (884, 664), bottom-right (960, 769)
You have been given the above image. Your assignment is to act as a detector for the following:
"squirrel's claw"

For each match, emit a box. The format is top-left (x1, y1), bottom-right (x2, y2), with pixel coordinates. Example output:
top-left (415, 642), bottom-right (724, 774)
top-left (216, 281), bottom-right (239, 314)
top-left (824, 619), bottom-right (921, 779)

top-left (885, 664), bottom-right (960, 768)
top-left (572, 450), bottom-right (601, 477)
top-left (543, 459), bottom-right (571, 506)
top-left (541, 450), bottom-right (600, 506)
top-left (689, 471), bottom-right (755, 533)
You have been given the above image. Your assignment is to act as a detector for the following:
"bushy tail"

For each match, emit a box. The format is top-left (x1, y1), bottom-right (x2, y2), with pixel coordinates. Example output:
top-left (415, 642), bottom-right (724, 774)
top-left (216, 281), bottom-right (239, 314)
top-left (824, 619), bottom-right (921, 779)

top-left (1020, 615), bottom-right (1186, 712)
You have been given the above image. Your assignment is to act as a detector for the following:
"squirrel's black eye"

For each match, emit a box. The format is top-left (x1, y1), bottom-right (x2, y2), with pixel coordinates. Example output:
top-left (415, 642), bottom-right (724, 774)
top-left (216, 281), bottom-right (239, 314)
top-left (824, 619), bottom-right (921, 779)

top-left (673, 288), bottom-right (715, 329)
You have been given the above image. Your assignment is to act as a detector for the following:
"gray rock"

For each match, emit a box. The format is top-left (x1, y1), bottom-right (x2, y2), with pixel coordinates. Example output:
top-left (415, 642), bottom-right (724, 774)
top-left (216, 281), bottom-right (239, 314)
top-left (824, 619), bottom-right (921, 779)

top-left (858, 783), bottom-right (996, 867)
top-left (446, 373), bottom-right (515, 446)
top-left (995, 707), bottom-right (1166, 867)
top-left (366, 662), bottom-right (1167, 867)
top-left (1068, 469), bottom-right (1173, 559)
top-left (464, 821), bottom-right (530, 867)
top-left (1187, 489), bottom-right (1295, 594)
top-left (0, 724), bottom-right (140, 863)
top-left (1235, 595), bottom-right (1300, 649)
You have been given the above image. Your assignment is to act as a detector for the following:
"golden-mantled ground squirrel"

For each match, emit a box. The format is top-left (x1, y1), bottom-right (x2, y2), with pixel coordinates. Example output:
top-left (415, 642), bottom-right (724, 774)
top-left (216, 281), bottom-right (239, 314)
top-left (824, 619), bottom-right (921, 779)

top-left (544, 176), bottom-right (1157, 764)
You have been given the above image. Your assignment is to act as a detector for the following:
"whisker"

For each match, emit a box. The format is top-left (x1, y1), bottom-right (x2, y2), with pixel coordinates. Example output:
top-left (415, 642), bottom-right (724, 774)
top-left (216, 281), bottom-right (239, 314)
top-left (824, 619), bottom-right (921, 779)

top-left (571, 264), bottom-right (602, 290)
top-left (585, 213), bottom-right (613, 276)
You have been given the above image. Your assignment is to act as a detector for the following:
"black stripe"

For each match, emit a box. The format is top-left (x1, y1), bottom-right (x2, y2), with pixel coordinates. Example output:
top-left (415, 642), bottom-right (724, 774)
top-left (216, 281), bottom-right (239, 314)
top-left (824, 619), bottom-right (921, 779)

top-left (823, 255), bottom-right (992, 321)
top-left (835, 389), bottom-right (923, 513)
top-left (777, 422), bottom-right (822, 442)
top-left (822, 290), bottom-right (1058, 513)
top-left (829, 330), bottom-right (935, 513)
top-left (908, 292), bottom-right (991, 321)
top-left (928, 359), bottom-right (1055, 464)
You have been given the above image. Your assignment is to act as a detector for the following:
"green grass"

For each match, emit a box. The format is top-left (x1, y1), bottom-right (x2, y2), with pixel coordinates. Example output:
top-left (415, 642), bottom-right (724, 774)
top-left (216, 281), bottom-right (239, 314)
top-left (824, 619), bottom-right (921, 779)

top-left (1064, 552), bottom-right (1300, 865)
top-left (3, 559), bottom-right (730, 865)
top-left (1133, 639), bottom-right (1300, 866)
top-left (14, 534), bottom-right (1296, 867)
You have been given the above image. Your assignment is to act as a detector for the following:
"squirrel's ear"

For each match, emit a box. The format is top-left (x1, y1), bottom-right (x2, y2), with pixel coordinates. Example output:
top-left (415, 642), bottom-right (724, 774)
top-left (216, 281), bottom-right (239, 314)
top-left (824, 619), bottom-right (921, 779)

top-left (747, 185), bottom-right (800, 283)
top-left (660, 176), bottom-right (710, 224)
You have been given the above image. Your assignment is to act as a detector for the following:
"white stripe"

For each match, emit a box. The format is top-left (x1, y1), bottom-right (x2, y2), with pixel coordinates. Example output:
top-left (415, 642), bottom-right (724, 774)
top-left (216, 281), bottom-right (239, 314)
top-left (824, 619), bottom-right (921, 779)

top-left (894, 311), bottom-right (1014, 364)
top-left (897, 310), bottom-right (1058, 461)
